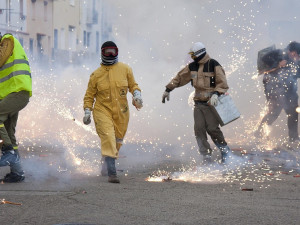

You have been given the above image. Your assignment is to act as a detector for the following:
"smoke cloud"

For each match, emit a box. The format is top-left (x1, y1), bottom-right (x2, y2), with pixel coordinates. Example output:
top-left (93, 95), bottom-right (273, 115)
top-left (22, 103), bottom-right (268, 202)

top-left (14, 0), bottom-right (300, 178)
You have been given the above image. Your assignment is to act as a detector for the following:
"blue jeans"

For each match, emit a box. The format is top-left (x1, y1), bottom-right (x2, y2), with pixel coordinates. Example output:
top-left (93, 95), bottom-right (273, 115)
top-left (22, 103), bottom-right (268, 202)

top-left (105, 157), bottom-right (117, 176)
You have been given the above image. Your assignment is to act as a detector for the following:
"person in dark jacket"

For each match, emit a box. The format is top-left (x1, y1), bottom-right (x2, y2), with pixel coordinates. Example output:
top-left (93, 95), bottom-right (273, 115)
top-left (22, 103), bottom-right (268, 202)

top-left (255, 42), bottom-right (300, 142)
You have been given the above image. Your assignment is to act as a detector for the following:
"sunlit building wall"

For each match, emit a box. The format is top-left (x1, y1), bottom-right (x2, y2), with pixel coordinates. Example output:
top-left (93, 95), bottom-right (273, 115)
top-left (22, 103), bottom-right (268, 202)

top-left (52, 0), bottom-right (80, 64)
top-left (26, 0), bottom-right (54, 64)
top-left (0, 0), bottom-right (28, 54)
top-left (0, 0), bottom-right (53, 64)
top-left (52, 0), bottom-right (113, 64)
top-left (0, 0), bottom-right (113, 65)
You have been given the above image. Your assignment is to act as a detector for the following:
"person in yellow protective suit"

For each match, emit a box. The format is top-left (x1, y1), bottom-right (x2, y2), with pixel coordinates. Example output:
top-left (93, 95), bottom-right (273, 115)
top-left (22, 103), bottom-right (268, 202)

top-left (83, 41), bottom-right (143, 183)
top-left (0, 33), bottom-right (32, 183)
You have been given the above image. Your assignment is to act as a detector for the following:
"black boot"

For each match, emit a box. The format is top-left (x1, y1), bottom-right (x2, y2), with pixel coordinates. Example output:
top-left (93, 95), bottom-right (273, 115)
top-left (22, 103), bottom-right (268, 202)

top-left (1, 172), bottom-right (25, 183)
top-left (202, 155), bottom-right (212, 165)
top-left (105, 157), bottom-right (120, 183)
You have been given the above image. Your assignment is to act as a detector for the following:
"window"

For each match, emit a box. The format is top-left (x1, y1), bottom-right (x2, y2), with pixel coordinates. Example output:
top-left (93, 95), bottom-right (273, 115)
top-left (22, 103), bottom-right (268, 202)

top-left (6, 0), bottom-right (11, 24)
top-left (96, 31), bottom-right (99, 53)
top-left (68, 26), bottom-right (76, 50)
top-left (29, 38), bottom-right (34, 56)
top-left (87, 32), bottom-right (91, 47)
top-left (20, 0), bottom-right (24, 18)
top-left (60, 28), bottom-right (65, 50)
top-left (54, 29), bottom-right (58, 49)
top-left (32, 0), bottom-right (36, 20)
top-left (44, 1), bottom-right (48, 21)
top-left (83, 30), bottom-right (86, 46)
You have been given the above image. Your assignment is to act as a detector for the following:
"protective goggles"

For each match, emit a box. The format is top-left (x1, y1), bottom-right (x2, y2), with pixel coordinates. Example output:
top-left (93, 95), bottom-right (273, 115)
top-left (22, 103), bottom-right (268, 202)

top-left (101, 47), bottom-right (118, 56)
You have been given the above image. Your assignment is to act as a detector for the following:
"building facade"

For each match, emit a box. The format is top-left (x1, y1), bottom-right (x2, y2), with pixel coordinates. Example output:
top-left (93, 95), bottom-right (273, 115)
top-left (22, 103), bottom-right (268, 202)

top-left (0, 0), bottom-right (112, 66)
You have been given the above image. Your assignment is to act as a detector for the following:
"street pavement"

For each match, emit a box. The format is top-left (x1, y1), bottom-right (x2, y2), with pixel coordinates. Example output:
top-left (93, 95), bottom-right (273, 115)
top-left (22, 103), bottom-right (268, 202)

top-left (0, 146), bottom-right (299, 225)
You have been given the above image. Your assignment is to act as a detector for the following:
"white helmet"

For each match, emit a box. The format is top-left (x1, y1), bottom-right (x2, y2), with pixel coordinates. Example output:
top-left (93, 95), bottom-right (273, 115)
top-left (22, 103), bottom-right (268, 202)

top-left (189, 42), bottom-right (206, 58)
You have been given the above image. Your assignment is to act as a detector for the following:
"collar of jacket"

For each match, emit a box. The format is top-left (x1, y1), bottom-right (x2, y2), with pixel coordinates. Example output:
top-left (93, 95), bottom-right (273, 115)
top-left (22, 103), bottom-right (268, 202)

top-left (101, 62), bottom-right (118, 67)
top-left (197, 53), bottom-right (211, 64)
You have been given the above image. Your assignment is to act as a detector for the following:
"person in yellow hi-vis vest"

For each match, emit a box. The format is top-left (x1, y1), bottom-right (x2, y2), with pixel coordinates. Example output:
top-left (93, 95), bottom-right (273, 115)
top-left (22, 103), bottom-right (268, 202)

top-left (83, 41), bottom-right (143, 183)
top-left (0, 33), bottom-right (32, 183)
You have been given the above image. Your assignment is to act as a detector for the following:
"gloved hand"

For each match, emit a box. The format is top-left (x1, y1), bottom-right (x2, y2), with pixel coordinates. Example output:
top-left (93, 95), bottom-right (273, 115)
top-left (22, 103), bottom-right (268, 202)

top-left (132, 90), bottom-right (143, 109)
top-left (83, 108), bottom-right (91, 125)
top-left (162, 91), bottom-right (170, 103)
top-left (208, 94), bottom-right (219, 106)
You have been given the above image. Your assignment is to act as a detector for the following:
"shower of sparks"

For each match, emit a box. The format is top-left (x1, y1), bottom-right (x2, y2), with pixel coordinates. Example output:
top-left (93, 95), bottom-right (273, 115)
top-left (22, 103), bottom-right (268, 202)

top-left (13, 0), bottom-right (300, 185)
top-left (147, 150), bottom-right (300, 188)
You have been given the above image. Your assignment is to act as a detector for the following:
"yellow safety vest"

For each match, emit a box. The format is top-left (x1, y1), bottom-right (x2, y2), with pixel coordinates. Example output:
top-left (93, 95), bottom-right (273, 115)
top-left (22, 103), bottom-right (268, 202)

top-left (0, 34), bottom-right (32, 99)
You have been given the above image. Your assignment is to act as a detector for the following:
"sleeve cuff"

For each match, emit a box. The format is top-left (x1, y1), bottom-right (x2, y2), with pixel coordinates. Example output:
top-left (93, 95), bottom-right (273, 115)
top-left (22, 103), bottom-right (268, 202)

top-left (213, 91), bottom-right (220, 96)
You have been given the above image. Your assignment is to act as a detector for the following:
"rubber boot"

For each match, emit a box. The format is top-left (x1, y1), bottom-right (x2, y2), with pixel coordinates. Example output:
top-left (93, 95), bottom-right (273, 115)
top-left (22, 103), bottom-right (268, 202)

top-left (214, 142), bottom-right (230, 164)
top-left (105, 157), bottom-right (120, 183)
top-left (220, 145), bottom-right (230, 163)
top-left (100, 157), bottom-right (108, 176)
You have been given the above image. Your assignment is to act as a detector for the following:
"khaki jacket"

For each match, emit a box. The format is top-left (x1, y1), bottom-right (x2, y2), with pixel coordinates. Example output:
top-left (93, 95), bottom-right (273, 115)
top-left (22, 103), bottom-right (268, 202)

top-left (0, 35), bottom-right (14, 67)
top-left (166, 54), bottom-right (229, 101)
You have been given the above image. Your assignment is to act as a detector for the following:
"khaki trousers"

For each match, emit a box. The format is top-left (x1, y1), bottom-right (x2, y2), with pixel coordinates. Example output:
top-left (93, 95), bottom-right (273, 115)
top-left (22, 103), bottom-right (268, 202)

top-left (194, 103), bottom-right (227, 156)
top-left (0, 91), bottom-right (30, 149)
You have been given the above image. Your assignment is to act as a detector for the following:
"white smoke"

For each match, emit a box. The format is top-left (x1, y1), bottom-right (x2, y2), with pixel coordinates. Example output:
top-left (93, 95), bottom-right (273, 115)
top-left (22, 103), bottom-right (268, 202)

top-left (13, 0), bottom-right (300, 179)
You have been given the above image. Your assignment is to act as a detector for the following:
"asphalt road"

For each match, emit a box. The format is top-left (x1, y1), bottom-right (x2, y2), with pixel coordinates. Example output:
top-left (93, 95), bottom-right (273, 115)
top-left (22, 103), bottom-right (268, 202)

top-left (0, 147), bottom-right (299, 225)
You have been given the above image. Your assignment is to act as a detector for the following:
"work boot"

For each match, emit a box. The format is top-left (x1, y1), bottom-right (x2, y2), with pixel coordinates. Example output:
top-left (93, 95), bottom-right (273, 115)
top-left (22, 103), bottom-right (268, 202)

top-left (0, 149), bottom-right (20, 167)
top-left (105, 157), bottom-right (120, 183)
top-left (101, 157), bottom-right (108, 176)
top-left (1, 172), bottom-right (25, 183)
top-left (221, 151), bottom-right (228, 163)
top-left (214, 142), bottom-right (230, 164)
top-left (108, 175), bottom-right (120, 183)
top-left (220, 146), bottom-right (230, 163)
top-left (202, 155), bottom-right (212, 165)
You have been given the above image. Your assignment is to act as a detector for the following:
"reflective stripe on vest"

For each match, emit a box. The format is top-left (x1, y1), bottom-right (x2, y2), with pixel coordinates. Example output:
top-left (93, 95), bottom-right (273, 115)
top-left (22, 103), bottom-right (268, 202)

top-left (0, 34), bottom-right (32, 99)
top-left (0, 59), bottom-right (29, 72)
top-left (0, 70), bottom-right (31, 83)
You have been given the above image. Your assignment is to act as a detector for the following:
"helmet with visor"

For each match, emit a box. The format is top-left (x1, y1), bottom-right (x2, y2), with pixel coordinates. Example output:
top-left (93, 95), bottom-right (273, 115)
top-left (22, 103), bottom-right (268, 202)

top-left (102, 47), bottom-right (118, 57)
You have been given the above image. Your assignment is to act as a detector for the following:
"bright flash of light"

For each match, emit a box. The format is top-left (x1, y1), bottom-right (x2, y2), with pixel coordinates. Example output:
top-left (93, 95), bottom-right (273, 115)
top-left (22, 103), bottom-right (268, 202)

top-left (146, 176), bottom-right (170, 182)
top-left (251, 74), bottom-right (259, 80)
top-left (147, 166), bottom-right (226, 183)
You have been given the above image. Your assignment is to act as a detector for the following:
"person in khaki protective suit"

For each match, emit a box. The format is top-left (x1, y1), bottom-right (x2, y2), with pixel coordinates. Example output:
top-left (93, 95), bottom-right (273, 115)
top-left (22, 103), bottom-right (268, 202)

top-left (0, 33), bottom-right (32, 182)
top-left (83, 41), bottom-right (143, 183)
top-left (162, 42), bottom-right (231, 163)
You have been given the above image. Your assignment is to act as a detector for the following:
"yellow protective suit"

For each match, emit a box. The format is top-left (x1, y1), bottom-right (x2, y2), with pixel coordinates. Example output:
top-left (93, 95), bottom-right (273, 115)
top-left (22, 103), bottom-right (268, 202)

top-left (83, 62), bottom-right (141, 158)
